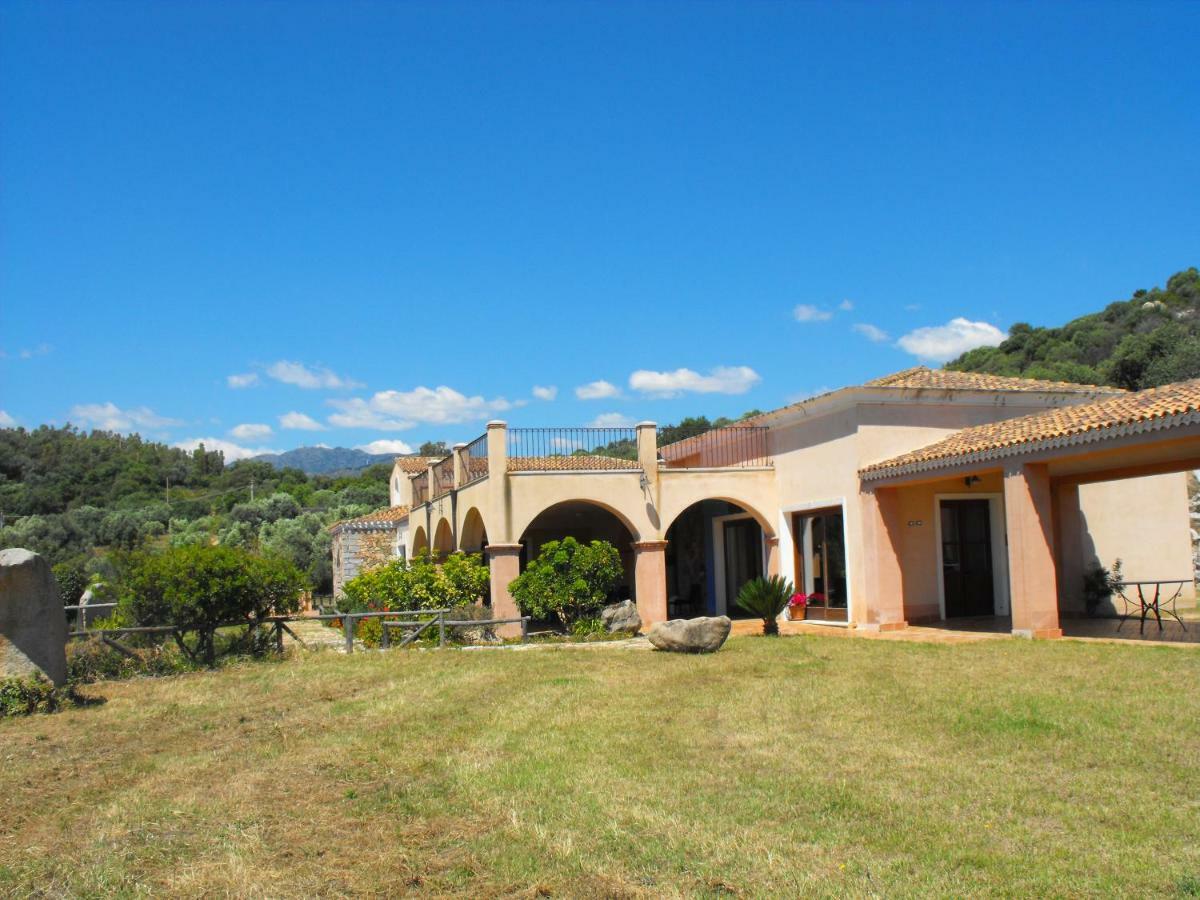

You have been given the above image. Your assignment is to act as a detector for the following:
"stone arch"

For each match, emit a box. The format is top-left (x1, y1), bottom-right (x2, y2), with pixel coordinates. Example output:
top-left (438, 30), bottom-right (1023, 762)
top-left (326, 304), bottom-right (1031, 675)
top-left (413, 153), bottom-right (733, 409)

top-left (459, 507), bottom-right (488, 553)
top-left (432, 517), bottom-right (455, 557)
top-left (411, 525), bottom-right (428, 556)
top-left (512, 497), bottom-right (642, 545)
top-left (662, 493), bottom-right (776, 538)
top-left (516, 499), bottom-right (641, 605)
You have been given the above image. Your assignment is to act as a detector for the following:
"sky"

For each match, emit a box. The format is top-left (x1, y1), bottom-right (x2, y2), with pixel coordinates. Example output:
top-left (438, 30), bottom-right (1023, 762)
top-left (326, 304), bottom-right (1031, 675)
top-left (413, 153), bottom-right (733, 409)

top-left (2, 1), bottom-right (1198, 461)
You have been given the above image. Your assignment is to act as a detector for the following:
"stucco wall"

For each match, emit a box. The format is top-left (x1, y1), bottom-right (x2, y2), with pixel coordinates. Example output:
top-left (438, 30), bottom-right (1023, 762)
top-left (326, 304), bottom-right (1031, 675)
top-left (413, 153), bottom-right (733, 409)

top-left (1060, 473), bottom-right (1195, 610)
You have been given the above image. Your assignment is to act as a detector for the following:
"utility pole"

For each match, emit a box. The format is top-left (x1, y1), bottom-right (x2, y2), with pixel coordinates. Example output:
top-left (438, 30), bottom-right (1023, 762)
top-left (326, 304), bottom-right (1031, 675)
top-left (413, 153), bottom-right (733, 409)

top-left (165, 477), bottom-right (171, 537)
top-left (250, 477), bottom-right (255, 502)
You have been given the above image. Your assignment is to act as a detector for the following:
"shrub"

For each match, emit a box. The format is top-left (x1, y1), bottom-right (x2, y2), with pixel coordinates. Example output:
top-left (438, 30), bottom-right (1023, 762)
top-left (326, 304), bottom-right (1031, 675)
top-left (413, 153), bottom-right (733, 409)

top-left (735, 575), bottom-right (796, 636)
top-left (340, 551), bottom-right (489, 613)
top-left (120, 545), bottom-right (305, 664)
top-left (66, 638), bottom-right (191, 683)
top-left (52, 556), bottom-right (90, 606)
top-left (1083, 558), bottom-right (1123, 616)
top-left (508, 538), bottom-right (623, 628)
top-left (0, 675), bottom-right (68, 717)
top-left (569, 616), bottom-right (606, 638)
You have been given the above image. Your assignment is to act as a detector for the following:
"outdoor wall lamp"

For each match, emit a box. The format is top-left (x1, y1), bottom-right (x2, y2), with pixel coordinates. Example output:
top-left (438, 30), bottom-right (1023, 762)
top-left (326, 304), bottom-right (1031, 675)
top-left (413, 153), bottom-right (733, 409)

top-left (964, 475), bottom-right (981, 487)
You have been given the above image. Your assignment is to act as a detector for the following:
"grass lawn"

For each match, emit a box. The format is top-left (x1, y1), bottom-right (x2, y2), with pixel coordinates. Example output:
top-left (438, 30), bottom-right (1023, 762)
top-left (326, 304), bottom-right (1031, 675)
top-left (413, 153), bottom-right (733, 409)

top-left (2, 635), bottom-right (1199, 897)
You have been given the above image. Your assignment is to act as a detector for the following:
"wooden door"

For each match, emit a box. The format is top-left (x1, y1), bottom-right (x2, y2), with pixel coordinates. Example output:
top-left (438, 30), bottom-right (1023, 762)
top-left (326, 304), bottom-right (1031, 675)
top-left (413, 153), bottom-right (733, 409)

top-left (940, 499), bottom-right (994, 618)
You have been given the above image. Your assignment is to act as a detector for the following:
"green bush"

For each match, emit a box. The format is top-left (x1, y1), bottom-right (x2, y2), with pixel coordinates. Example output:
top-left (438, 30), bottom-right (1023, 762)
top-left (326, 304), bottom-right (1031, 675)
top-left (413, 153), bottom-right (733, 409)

top-left (569, 616), bottom-right (606, 638)
top-left (0, 675), bottom-right (69, 717)
top-left (66, 638), bottom-right (191, 683)
top-left (1083, 558), bottom-right (1123, 616)
top-left (120, 545), bottom-right (305, 664)
top-left (508, 538), bottom-right (624, 628)
top-left (341, 551), bottom-right (489, 613)
top-left (735, 575), bottom-right (796, 636)
top-left (52, 556), bottom-right (90, 606)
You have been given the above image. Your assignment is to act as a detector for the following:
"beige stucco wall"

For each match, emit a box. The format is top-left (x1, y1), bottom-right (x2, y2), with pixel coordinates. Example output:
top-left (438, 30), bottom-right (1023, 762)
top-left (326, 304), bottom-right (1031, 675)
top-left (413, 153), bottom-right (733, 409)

top-left (1058, 473), bottom-right (1195, 611)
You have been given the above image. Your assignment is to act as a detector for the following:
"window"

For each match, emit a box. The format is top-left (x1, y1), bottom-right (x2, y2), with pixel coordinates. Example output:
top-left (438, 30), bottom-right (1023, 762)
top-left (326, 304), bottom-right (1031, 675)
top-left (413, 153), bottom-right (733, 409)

top-left (792, 507), bottom-right (848, 622)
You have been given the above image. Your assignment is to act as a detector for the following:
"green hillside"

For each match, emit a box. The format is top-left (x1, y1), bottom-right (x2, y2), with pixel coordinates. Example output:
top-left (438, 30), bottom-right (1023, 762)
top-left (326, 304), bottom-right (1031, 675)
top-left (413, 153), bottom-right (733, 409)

top-left (948, 267), bottom-right (1200, 390)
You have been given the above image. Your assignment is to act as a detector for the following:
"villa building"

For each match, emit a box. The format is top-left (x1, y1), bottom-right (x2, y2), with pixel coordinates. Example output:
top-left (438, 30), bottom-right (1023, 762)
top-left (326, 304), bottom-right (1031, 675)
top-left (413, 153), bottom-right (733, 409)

top-left (339, 368), bottom-right (1198, 638)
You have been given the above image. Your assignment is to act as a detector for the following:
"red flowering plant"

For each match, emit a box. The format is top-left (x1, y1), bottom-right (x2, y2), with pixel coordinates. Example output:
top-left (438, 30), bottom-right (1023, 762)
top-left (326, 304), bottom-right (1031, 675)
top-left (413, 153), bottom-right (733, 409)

top-left (788, 592), bottom-right (824, 616)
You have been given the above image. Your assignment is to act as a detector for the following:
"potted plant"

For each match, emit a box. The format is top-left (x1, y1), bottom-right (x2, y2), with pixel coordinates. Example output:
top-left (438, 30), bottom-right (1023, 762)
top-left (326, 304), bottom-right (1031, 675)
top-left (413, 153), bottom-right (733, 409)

top-left (788, 592), bottom-right (809, 621)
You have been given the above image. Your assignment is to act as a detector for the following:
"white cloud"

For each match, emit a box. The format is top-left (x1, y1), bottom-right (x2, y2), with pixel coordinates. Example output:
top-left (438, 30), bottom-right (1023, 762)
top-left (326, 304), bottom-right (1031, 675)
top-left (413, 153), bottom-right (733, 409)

top-left (328, 385), bottom-right (511, 430)
top-left (0, 410), bottom-right (16, 427)
top-left (226, 372), bottom-right (259, 389)
top-left (575, 380), bottom-right (621, 400)
top-left (173, 437), bottom-right (277, 463)
top-left (230, 423), bottom-right (273, 441)
top-left (852, 323), bottom-right (890, 343)
top-left (356, 439), bottom-right (415, 455)
top-left (896, 318), bottom-right (1007, 362)
top-left (589, 412), bottom-right (636, 427)
top-left (794, 304), bottom-right (834, 323)
top-left (266, 360), bottom-right (363, 390)
top-left (278, 411), bottom-right (327, 431)
top-left (838, 300), bottom-right (855, 311)
top-left (532, 385), bottom-right (558, 401)
top-left (69, 402), bottom-right (181, 432)
top-left (17, 343), bottom-right (52, 360)
top-left (629, 366), bottom-right (761, 398)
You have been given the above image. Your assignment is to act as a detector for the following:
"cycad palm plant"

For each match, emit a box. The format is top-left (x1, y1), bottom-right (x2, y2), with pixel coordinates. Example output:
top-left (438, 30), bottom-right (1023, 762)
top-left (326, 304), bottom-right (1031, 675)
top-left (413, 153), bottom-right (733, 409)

top-left (735, 575), bottom-right (796, 636)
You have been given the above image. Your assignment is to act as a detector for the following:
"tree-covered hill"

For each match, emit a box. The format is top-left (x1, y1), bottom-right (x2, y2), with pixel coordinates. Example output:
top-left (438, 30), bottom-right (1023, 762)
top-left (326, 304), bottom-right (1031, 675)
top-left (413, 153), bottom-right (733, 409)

top-left (948, 267), bottom-right (1200, 390)
top-left (0, 426), bottom-right (391, 593)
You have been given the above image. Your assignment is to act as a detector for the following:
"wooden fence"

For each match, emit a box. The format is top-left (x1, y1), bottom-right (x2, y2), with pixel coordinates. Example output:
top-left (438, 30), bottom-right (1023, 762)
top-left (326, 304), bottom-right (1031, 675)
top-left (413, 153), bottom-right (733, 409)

top-left (63, 605), bottom-right (531, 659)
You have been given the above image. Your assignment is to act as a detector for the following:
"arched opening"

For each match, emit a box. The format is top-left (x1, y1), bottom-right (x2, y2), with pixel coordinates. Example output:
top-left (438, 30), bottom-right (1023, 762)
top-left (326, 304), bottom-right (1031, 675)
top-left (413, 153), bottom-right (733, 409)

top-left (411, 526), bottom-right (428, 556)
top-left (665, 499), bottom-right (769, 619)
top-left (518, 500), bottom-right (637, 605)
top-left (432, 518), bottom-right (455, 558)
top-left (460, 507), bottom-right (488, 555)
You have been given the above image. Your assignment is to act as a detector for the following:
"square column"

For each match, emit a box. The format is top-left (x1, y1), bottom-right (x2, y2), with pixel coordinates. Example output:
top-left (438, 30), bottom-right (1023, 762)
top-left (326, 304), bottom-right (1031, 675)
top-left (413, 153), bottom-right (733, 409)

top-left (858, 486), bottom-right (908, 631)
top-left (486, 543), bottom-right (523, 637)
top-left (632, 540), bottom-right (669, 626)
top-left (1003, 462), bottom-right (1063, 638)
top-left (765, 535), bottom-right (781, 578)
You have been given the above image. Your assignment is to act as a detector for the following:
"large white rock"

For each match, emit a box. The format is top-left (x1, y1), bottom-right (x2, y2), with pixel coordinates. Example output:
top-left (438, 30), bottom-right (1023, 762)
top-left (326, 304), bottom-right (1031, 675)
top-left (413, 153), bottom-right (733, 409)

top-left (647, 616), bottom-right (731, 654)
top-left (0, 548), bottom-right (68, 685)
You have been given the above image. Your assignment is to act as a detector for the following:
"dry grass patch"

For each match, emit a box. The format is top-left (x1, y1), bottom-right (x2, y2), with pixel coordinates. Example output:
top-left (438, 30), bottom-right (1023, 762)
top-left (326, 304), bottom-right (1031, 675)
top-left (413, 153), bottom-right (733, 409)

top-left (1, 636), bottom-right (1199, 897)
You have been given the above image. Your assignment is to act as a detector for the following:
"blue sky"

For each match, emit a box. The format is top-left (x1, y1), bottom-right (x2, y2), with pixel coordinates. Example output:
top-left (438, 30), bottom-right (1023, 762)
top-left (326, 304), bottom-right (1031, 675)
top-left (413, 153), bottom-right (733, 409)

top-left (2, 1), bottom-right (1197, 460)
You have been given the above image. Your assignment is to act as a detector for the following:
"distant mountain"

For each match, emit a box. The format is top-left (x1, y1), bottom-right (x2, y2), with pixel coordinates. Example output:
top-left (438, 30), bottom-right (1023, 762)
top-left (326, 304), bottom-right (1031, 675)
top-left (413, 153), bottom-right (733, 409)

top-left (250, 446), bottom-right (397, 474)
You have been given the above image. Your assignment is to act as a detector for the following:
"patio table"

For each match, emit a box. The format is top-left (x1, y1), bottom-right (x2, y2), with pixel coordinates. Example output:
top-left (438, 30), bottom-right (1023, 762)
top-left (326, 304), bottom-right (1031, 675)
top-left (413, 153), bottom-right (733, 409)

top-left (1114, 579), bottom-right (1191, 635)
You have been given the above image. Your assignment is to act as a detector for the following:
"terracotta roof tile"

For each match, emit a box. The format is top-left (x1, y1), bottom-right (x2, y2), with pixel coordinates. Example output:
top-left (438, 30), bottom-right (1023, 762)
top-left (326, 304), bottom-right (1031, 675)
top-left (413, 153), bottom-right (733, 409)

top-left (394, 456), bottom-right (442, 473)
top-left (508, 454), bottom-right (640, 472)
top-left (863, 366), bottom-right (1118, 394)
top-left (331, 505), bottom-right (410, 530)
top-left (861, 378), bottom-right (1200, 479)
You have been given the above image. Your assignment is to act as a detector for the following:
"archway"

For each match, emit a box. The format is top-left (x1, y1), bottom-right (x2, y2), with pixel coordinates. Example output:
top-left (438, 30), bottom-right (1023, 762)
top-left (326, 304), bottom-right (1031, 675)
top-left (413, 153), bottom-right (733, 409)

top-left (518, 500), bottom-right (638, 606)
top-left (460, 507), bottom-right (488, 555)
top-left (411, 525), bottom-right (428, 557)
top-left (432, 517), bottom-right (455, 558)
top-left (664, 499), bottom-right (769, 619)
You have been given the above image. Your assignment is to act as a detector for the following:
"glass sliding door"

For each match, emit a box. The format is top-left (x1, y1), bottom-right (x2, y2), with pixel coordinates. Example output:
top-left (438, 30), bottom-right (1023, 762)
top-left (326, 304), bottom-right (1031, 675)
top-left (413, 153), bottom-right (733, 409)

top-left (792, 508), bottom-right (848, 622)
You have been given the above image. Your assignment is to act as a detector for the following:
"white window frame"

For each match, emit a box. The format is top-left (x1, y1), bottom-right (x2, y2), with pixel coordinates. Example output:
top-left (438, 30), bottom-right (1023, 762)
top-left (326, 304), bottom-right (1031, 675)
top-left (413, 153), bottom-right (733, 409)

top-left (933, 492), bottom-right (1011, 619)
top-left (711, 512), bottom-right (769, 616)
top-left (780, 498), bottom-right (852, 626)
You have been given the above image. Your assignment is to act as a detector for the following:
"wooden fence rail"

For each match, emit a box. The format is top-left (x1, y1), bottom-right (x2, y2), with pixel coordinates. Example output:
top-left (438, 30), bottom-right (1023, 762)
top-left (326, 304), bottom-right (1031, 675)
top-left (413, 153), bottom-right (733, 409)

top-left (64, 607), bottom-right (532, 657)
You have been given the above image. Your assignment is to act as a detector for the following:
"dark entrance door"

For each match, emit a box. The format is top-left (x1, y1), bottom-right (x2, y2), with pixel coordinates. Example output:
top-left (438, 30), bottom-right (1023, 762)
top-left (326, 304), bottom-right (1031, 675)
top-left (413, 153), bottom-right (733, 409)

top-left (940, 499), bottom-right (994, 618)
top-left (723, 518), bottom-right (763, 618)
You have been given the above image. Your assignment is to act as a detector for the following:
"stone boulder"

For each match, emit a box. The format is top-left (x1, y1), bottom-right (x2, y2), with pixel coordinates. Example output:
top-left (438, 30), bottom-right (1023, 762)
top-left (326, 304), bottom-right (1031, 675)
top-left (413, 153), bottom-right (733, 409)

top-left (601, 599), bottom-right (642, 634)
top-left (0, 548), bottom-right (68, 685)
top-left (647, 616), bottom-right (731, 654)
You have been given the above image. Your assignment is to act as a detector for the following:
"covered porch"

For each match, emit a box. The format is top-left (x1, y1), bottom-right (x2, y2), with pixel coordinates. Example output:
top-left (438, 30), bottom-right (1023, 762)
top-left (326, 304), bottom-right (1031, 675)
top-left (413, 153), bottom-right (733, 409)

top-left (859, 379), bottom-right (1200, 640)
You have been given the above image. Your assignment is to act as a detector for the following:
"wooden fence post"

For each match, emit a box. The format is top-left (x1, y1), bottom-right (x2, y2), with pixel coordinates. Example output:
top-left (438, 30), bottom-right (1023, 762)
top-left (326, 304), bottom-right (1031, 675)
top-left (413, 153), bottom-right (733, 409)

top-left (343, 615), bottom-right (355, 654)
